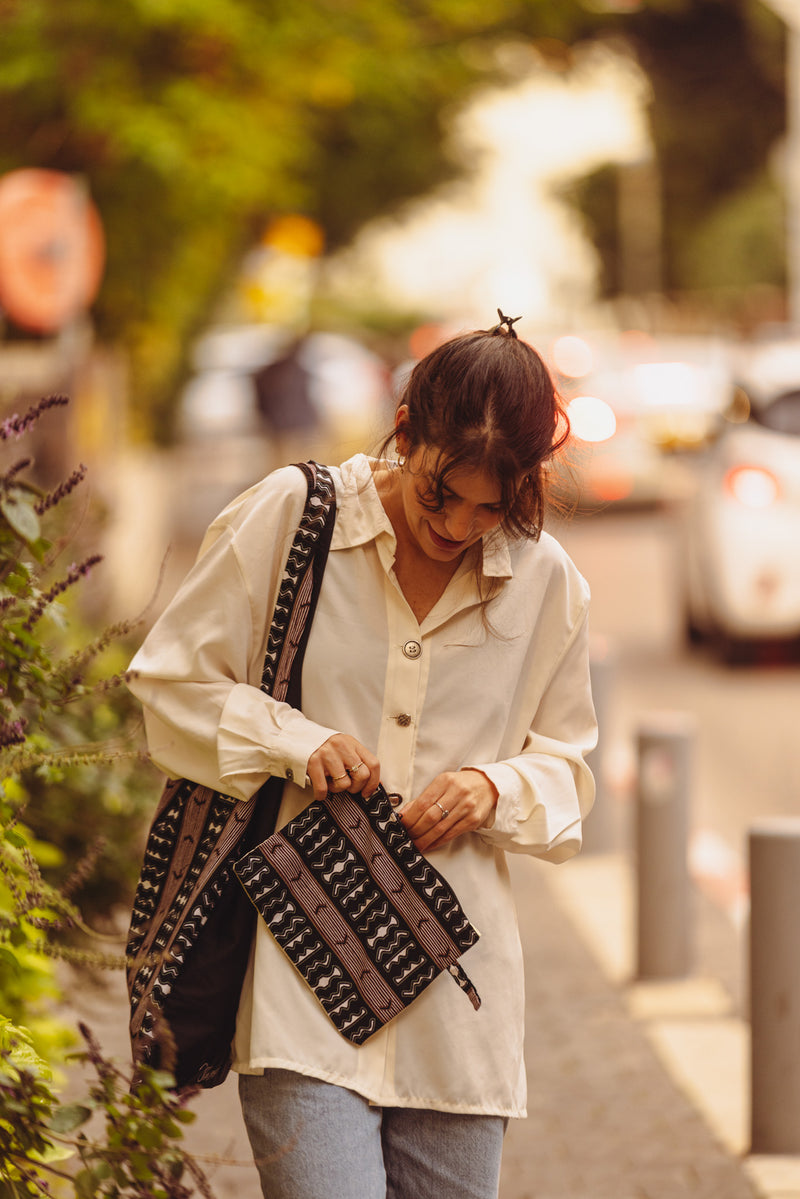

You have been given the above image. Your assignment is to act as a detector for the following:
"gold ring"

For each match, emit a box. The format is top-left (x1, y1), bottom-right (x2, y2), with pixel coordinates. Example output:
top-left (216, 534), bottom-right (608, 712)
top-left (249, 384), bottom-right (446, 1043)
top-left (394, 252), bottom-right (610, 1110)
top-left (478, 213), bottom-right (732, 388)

top-left (435, 801), bottom-right (449, 818)
top-left (346, 761), bottom-right (363, 774)
top-left (331, 772), bottom-right (349, 782)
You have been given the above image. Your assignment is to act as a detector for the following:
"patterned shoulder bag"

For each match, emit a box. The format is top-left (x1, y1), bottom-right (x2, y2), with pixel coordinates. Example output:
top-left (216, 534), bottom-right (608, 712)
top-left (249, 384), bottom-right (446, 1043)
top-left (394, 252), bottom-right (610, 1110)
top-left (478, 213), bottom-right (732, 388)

top-left (126, 461), bottom-right (336, 1089)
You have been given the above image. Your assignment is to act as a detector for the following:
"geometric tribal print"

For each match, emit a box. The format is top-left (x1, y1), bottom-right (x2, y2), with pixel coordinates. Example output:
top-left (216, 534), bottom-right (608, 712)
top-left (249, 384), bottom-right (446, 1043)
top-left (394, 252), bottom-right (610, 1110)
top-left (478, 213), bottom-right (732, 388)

top-left (126, 462), bottom-right (337, 1088)
top-left (234, 783), bottom-right (481, 1045)
top-left (126, 776), bottom-right (244, 1079)
top-left (126, 775), bottom-right (235, 1001)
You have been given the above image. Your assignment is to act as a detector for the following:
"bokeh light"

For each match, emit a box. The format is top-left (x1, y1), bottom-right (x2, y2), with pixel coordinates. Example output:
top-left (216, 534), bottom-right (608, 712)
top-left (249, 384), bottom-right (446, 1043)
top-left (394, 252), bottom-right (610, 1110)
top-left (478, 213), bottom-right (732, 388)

top-left (552, 335), bottom-right (594, 378)
top-left (567, 394), bottom-right (617, 442)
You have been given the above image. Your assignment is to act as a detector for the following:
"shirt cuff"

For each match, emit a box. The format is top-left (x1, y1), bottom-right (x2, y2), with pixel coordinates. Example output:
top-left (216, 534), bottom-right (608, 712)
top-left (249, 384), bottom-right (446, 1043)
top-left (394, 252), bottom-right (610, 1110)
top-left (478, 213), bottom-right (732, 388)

top-left (467, 762), bottom-right (519, 832)
top-left (468, 759), bottom-right (585, 862)
top-left (218, 683), bottom-right (337, 799)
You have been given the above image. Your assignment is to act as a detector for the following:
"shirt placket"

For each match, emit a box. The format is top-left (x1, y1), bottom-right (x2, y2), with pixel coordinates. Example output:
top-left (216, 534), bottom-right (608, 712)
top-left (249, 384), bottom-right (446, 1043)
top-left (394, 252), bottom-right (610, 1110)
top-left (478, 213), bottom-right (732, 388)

top-left (378, 589), bottom-right (429, 802)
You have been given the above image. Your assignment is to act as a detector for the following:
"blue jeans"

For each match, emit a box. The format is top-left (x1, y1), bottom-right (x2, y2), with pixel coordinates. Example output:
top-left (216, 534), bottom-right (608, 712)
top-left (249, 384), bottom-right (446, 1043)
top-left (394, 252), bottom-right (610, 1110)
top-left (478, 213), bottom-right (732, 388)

top-left (239, 1069), bottom-right (506, 1199)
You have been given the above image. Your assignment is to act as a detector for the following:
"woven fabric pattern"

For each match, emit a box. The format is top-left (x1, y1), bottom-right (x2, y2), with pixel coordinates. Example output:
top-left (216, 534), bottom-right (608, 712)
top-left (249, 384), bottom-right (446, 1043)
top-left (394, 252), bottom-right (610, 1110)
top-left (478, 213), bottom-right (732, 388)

top-left (126, 462), bottom-right (336, 1085)
top-left (126, 780), bottom-right (235, 1005)
top-left (234, 785), bottom-right (481, 1045)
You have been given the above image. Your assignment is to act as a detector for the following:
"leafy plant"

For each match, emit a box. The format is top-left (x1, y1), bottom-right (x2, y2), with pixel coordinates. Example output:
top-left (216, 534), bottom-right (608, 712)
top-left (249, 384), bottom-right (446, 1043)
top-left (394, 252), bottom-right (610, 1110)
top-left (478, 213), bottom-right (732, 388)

top-left (0, 1019), bottom-right (211, 1198)
top-left (0, 776), bottom-right (80, 1060)
top-left (0, 395), bottom-right (116, 1053)
top-left (0, 395), bottom-right (211, 1195)
top-left (0, 1016), bottom-right (71, 1198)
top-left (0, 395), bottom-right (157, 930)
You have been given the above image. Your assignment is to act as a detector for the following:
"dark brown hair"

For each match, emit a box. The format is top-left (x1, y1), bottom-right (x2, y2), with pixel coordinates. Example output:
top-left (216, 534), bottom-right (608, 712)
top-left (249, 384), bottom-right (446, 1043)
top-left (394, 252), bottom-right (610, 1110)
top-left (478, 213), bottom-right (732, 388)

top-left (380, 321), bottom-right (569, 540)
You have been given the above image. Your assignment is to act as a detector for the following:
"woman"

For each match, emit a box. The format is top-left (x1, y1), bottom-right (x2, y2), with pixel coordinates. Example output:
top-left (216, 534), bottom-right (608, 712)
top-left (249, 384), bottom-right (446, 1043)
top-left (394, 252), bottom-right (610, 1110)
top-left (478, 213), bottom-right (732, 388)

top-left (128, 311), bottom-right (597, 1199)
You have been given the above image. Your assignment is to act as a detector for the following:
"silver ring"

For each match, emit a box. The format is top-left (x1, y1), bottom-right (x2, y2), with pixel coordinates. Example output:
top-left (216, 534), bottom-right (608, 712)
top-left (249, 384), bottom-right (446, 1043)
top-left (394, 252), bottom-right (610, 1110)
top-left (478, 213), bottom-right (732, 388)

top-left (330, 772), bottom-right (349, 783)
top-left (435, 801), bottom-right (449, 818)
top-left (346, 761), bottom-right (363, 774)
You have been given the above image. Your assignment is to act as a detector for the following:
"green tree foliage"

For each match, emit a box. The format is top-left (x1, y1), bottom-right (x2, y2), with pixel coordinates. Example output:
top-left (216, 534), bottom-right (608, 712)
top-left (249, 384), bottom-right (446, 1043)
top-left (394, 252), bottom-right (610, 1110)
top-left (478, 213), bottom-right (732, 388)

top-left (678, 168), bottom-right (786, 292)
top-left (0, 0), bottom-right (616, 433)
top-left (0, 0), bottom-right (789, 428)
top-left (624, 0), bottom-right (786, 295)
top-left (554, 1), bottom-right (787, 317)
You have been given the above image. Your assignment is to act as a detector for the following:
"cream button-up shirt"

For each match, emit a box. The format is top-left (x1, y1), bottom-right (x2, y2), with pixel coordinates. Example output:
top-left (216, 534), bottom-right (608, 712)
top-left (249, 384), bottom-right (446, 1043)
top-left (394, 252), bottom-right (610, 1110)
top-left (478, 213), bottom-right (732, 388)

top-left (128, 454), bottom-right (597, 1117)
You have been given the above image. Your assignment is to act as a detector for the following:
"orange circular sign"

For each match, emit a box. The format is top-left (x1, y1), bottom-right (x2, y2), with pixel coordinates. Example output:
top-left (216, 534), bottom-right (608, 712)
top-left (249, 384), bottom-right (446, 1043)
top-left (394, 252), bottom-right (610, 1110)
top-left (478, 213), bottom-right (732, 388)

top-left (0, 169), bottom-right (105, 333)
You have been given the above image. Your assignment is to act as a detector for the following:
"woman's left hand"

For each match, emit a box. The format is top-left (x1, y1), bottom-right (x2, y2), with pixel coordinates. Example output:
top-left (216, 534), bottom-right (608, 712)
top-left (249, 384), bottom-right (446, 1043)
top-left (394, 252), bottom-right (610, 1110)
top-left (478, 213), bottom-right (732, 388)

top-left (398, 769), bottom-right (499, 853)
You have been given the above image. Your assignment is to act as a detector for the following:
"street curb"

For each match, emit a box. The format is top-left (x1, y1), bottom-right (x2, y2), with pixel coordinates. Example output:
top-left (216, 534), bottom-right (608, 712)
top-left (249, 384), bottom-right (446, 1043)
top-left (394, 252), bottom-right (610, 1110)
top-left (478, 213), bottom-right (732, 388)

top-left (537, 852), bottom-right (800, 1199)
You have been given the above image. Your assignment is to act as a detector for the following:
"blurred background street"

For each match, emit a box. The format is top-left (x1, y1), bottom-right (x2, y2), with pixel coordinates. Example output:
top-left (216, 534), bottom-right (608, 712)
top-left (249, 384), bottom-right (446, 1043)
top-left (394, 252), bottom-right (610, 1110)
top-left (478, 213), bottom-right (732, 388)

top-left (5, 0), bottom-right (800, 1194)
top-left (557, 502), bottom-right (800, 916)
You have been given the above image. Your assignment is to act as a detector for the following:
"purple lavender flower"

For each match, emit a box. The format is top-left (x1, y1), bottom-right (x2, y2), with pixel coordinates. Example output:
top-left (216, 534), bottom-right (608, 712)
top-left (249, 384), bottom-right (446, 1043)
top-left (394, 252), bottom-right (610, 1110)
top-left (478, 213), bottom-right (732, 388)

top-left (0, 717), bottom-right (26, 747)
top-left (0, 395), bottom-right (69, 441)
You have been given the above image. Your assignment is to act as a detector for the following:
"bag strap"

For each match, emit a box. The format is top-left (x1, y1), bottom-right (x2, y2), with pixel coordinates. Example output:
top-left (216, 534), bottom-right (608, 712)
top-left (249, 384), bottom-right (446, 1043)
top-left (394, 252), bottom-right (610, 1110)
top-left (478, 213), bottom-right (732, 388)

top-left (128, 462), bottom-right (337, 1046)
top-left (262, 461), bottom-right (336, 708)
top-left (189, 460), bottom-right (336, 895)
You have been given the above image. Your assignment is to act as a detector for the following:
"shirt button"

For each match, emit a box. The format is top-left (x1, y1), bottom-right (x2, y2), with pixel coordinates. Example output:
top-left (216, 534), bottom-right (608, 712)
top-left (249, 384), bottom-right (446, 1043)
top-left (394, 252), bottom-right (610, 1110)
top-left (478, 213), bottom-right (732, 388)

top-left (395, 713), bottom-right (412, 727)
top-left (402, 640), bottom-right (422, 660)
top-left (285, 767), bottom-right (294, 781)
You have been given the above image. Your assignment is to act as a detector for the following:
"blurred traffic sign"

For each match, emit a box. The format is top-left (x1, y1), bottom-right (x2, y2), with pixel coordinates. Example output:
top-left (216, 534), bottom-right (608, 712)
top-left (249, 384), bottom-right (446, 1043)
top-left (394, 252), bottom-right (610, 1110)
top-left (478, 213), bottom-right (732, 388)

top-left (0, 169), bottom-right (105, 333)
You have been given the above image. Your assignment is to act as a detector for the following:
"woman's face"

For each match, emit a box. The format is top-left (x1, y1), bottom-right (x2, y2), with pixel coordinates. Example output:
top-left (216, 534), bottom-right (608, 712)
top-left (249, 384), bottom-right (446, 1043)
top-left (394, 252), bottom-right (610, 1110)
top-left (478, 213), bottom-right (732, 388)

top-left (397, 445), bottom-right (508, 564)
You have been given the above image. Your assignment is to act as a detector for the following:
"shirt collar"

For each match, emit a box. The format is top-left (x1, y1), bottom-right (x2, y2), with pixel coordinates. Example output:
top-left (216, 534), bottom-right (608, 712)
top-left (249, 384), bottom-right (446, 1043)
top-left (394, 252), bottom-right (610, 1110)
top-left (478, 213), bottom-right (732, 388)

top-left (331, 453), bottom-right (513, 581)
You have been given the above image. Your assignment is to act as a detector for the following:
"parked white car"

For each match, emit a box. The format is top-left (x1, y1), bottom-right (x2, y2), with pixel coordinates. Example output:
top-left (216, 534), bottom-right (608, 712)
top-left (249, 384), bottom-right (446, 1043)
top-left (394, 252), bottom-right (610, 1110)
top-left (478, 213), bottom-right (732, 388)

top-left (549, 334), bottom-right (732, 511)
top-left (682, 340), bottom-right (800, 661)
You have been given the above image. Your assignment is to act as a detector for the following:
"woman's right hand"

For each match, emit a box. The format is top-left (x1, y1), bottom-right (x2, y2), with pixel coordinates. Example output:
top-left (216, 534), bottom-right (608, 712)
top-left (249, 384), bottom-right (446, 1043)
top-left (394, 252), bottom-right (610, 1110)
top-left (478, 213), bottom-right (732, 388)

top-left (306, 734), bottom-right (380, 801)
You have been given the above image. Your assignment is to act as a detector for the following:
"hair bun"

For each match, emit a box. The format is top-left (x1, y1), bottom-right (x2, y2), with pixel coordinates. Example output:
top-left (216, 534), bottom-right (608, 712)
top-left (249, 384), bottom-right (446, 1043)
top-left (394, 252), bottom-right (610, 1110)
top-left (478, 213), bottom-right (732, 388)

top-left (491, 309), bottom-right (521, 339)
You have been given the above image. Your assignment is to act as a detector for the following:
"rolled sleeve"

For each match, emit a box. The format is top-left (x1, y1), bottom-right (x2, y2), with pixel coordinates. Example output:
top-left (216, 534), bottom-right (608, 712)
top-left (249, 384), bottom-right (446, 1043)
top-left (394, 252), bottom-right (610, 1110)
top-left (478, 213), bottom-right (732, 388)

top-left (475, 746), bottom-right (593, 862)
top-left (217, 683), bottom-right (337, 798)
top-left (127, 466), bottom-right (324, 799)
top-left (472, 601), bottom-right (598, 862)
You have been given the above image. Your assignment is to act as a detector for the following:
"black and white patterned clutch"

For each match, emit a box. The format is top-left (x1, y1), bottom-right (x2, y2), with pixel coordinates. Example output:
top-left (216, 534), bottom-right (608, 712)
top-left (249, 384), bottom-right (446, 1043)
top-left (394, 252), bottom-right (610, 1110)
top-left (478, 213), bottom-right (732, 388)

top-left (233, 784), bottom-right (481, 1044)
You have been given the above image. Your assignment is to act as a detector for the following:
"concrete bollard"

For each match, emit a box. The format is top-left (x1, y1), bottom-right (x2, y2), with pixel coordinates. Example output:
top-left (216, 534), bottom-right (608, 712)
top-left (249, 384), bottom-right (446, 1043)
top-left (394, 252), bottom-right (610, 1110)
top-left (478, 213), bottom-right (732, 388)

top-left (635, 712), bottom-right (695, 980)
top-left (582, 637), bottom-right (618, 855)
top-left (749, 819), bottom-right (800, 1154)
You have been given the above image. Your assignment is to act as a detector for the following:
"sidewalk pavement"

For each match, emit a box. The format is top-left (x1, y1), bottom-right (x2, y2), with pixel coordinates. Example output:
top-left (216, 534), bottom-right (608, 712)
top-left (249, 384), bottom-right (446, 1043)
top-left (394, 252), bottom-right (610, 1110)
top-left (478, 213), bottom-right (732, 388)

top-left (501, 853), bottom-right (762, 1199)
top-left (68, 850), bottom-right (800, 1199)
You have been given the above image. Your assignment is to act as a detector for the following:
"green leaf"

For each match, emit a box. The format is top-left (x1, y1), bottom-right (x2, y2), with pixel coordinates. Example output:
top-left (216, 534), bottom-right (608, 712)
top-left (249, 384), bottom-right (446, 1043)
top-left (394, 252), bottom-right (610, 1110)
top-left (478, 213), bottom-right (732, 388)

top-left (28, 1139), bottom-right (75, 1164)
top-left (0, 492), bottom-right (40, 545)
top-left (149, 1069), bottom-right (177, 1089)
top-left (74, 1167), bottom-right (99, 1199)
top-left (47, 1102), bottom-right (92, 1133)
top-left (135, 1121), bottom-right (163, 1148)
top-left (0, 948), bottom-right (21, 976)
